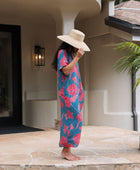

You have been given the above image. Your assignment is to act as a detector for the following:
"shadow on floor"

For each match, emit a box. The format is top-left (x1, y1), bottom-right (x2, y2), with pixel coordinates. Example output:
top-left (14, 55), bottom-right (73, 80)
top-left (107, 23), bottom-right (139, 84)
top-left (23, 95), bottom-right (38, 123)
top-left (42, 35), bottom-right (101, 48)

top-left (0, 125), bottom-right (44, 135)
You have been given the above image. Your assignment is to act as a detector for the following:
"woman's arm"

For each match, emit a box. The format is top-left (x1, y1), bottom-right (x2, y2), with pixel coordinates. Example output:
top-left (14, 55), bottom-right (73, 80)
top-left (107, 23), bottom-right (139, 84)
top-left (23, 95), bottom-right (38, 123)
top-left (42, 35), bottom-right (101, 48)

top-left (62, 48), bottom-right (85, 76)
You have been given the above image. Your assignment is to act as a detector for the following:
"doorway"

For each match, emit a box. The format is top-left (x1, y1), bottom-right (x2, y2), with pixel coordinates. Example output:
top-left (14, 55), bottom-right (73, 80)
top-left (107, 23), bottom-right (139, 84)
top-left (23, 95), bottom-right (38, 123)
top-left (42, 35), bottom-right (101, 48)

top-left (0, 24), bottom-right (22, 126)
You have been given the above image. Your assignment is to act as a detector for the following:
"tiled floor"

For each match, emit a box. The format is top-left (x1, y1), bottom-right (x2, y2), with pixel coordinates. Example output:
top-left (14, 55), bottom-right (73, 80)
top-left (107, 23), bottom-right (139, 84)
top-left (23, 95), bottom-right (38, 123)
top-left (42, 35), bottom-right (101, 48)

top-left (0, 126), bottom-right (139, 170)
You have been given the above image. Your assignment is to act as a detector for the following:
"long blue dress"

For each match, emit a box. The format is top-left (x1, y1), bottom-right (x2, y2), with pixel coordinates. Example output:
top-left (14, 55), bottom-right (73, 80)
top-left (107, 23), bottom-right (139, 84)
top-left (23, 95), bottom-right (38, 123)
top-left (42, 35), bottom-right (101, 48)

top-left (57, 49), bottom-right (85, 147)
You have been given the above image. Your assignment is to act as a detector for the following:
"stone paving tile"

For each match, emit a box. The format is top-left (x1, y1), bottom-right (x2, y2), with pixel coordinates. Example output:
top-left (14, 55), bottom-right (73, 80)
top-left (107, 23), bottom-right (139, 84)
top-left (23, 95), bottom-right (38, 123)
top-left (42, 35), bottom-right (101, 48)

top-left (0, 164), bottom-right (140, 170)
top-left (115, 164), bottom-right (133, 170)
top-left (80, 165), bottom-right (115, 170)
top-left (134, 164), bottom-right (140, 170)
top-left (25, 166), bottom-right (42, 170)
top-left (0, 167), bottom-right (5, 170)
top-left (41, 166), bottom-right (56, 170)
top-left (53, 167), bottom-right (78, 170)
top-left (115, 164), bottom-right (140, 170)
top-left (4, 166), bottom-right (25, 170)
top-left (52, 168), bottom-right (65, 170)
top-left (0, 126), bottom-right (139, 168)
top-left (80, 165), bottom-right (98, 170)
top-left (96, 165), bottom-right (115, 170)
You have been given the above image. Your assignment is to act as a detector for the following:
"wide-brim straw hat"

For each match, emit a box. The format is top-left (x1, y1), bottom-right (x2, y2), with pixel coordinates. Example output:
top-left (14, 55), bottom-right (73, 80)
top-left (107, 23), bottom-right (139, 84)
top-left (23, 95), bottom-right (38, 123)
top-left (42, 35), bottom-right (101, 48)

top-left (57, 29), bottom-right (90, 52)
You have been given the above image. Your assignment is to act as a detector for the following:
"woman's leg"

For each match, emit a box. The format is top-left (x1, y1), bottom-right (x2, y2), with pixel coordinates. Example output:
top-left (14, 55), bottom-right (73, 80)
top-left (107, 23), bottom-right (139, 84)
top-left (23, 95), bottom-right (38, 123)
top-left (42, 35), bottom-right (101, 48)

top-left (59, 96), bottom-right (83, 161)
top-left (61, 147), bottom-right (81, 161)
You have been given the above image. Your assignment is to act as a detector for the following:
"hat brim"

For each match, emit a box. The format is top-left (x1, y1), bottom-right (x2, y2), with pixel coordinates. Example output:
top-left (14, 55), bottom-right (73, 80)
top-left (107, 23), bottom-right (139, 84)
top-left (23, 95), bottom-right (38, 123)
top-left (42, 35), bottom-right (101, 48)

top-left (57, 35), bottom-right (90, 52)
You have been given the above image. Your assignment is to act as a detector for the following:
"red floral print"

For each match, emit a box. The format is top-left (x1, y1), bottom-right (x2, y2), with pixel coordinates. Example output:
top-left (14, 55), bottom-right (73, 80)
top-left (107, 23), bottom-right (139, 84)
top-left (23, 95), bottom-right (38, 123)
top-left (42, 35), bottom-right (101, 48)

top-left (64, 96), bottom-right (71, 108)
top-left (67, 84), bottom-right (78, 96)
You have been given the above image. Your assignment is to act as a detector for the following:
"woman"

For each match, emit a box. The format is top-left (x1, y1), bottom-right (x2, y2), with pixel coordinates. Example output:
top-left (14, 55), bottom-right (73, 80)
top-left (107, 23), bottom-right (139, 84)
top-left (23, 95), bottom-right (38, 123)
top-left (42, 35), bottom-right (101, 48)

top-left (52, 29), bottom-right (90, 161)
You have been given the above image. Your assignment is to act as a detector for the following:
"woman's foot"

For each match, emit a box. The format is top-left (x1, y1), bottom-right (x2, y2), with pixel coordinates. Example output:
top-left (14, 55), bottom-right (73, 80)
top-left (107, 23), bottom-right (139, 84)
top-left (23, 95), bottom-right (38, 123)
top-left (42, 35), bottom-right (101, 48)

top-left (72, 154), bottom-right (81, 160)
top-left (61, 147), bottom-right (81, 161)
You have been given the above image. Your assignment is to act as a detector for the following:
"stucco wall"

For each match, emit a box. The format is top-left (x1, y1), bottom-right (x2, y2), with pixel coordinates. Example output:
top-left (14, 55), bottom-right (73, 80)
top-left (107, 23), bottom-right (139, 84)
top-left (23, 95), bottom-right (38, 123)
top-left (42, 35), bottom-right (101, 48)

top-left (74, 0), bottom-right (135, 130)
top-left (87, 34), bottom-right (133, 129)
top-left (76, 21), bottom-right (133, 130)
top-left (21, 21), bottom-right (57, 128)
top-left (0, 16), bottom-right (57, 128)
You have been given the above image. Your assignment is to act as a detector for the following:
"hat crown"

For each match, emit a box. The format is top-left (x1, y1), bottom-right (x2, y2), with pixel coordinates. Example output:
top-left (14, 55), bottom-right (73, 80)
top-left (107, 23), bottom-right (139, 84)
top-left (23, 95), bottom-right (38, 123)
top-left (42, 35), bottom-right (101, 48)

top-left (69, 29), bottom-right (85, 42)
top-left (57, 29), bottom-right (90, 51)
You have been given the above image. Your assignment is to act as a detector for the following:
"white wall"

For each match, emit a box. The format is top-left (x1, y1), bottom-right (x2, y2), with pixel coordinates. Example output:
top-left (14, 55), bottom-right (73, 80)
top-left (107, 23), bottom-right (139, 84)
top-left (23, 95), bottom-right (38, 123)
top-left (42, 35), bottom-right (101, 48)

top-left (75, 0), bottom-right (110, 38)
top-left (76, 18), bottom-right (134, 130)
top-left (0, 15), bottom-right (57, 128)
top-left (87, 34), bottom-right (133, 129)
top-left (25, 100), bottom-right (57, 128)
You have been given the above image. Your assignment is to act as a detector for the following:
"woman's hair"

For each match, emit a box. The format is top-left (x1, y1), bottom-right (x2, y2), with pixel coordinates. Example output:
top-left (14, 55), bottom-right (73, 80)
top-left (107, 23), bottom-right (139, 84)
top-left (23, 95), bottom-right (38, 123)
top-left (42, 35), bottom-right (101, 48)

top-left (51, 42), bottom-right (76, 71)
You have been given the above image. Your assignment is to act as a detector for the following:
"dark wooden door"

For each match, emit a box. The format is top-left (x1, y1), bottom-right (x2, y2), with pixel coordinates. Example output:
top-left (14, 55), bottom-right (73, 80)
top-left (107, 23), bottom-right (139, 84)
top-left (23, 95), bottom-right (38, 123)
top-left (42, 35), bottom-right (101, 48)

top-left (0, 24), bottom-right (22, 126)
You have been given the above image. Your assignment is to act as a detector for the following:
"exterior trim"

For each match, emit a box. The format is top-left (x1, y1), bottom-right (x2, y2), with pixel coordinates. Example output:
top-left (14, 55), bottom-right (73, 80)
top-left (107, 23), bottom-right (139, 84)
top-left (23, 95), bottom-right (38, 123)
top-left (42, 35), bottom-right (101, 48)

top-left (132, 69), bottom-right (138, 131)
top-left (105, 16), bottom-right (140, 35)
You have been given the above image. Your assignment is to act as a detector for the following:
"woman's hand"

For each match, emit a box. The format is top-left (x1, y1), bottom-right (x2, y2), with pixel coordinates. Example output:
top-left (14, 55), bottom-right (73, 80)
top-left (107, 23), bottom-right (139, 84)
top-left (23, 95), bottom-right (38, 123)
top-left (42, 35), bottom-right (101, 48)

top-left (62, 48), bottom-right (85, 76)
top-left (75, 48), bottom-right (85, 60)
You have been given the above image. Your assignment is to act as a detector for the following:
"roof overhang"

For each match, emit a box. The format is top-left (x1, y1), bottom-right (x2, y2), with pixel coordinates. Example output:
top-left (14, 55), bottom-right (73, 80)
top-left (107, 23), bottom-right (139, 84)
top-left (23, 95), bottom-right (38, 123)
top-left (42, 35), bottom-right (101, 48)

top-left (105, 16), bottom-right (140, 41)
top-left (0, 0), bottom-right (101, 23)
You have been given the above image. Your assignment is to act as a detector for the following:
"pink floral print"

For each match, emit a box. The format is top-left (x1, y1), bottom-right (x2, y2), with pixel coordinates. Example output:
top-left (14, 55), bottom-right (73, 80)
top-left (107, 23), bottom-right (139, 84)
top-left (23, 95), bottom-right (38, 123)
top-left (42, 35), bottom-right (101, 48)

top-left (57, 49), bottom-right (85, 147)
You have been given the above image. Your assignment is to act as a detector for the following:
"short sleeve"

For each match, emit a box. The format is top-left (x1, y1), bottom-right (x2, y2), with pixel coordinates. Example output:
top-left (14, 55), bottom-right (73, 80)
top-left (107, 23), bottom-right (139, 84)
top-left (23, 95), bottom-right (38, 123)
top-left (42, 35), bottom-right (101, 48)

top-left (57, 49), bottom-right (69, 71)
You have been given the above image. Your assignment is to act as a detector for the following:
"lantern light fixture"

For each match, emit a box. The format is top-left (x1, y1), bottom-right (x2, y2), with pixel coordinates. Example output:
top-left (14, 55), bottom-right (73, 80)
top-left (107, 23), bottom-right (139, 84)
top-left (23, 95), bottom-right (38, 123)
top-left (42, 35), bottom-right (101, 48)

top-left (34, 46), bottom-right (45, 66)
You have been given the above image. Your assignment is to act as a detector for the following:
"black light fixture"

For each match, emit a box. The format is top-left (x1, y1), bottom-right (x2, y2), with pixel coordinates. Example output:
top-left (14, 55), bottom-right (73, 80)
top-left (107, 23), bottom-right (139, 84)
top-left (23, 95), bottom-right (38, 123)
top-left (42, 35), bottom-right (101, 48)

top-left (34, 46), bottom-right (45, 66)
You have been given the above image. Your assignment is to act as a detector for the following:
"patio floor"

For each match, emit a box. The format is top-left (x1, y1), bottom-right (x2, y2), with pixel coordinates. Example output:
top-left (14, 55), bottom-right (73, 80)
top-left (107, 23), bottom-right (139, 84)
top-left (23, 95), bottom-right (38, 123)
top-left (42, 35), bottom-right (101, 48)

top-left (0, 126), bottom-right (140, 170)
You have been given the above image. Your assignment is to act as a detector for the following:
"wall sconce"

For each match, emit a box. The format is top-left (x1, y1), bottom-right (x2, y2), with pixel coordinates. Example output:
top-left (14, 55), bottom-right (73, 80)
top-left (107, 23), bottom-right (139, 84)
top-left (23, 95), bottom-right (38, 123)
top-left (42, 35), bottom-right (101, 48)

top-left (34, 46), bottom-right (45, 66)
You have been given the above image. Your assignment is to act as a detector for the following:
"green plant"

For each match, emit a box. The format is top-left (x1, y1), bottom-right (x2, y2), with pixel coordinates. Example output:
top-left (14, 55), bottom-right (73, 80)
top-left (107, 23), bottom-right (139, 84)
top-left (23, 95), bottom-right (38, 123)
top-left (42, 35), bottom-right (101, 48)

top-left (115, 0), bottom-right (129, 5)
top-left (114, 0), bottom-right (140, 5)
top-left (113, 41), bottom-right (140, 89)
